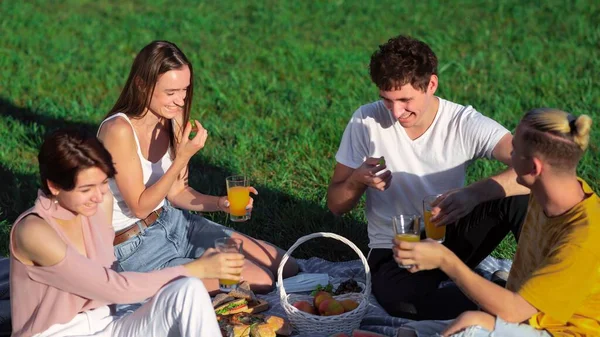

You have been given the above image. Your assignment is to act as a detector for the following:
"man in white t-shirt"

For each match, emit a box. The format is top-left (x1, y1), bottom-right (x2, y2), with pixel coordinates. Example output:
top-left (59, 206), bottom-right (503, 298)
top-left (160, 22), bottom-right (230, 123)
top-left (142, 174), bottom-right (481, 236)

top-left (327, 35), bottom-right (530, 319)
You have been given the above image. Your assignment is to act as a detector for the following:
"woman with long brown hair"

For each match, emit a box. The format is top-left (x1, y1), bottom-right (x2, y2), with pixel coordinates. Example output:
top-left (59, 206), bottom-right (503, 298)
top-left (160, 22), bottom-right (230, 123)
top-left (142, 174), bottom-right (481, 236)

top-left (97, 40), bottom-right (298, 294)
top-left (10, 129), bottom-right (226, 337)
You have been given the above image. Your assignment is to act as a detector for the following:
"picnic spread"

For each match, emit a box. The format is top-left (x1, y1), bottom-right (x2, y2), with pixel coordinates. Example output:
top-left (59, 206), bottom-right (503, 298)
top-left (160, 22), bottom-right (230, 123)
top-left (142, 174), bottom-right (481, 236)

top-left (108, 250), bottom-right (511, 337)
top-left (203, 231), bottom-right (512, 337)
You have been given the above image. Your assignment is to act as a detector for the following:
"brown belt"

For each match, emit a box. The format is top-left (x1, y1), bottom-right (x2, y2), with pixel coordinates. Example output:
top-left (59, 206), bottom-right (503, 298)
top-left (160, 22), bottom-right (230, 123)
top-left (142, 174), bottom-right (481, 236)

top-left (113, 207), bottom-right (164, 246)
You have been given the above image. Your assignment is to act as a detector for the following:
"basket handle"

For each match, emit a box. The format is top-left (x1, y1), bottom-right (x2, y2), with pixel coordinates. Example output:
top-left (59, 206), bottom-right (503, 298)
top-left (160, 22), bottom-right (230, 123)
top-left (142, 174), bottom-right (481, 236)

top-left (277, 232), bottom-right (371, 302)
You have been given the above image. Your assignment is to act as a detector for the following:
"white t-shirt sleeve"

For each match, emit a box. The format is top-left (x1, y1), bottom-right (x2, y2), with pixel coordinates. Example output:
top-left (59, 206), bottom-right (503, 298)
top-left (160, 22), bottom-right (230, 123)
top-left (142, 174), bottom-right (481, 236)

top-left (460, 107), bottom-right (510, 160)
top-left (335, 108), bottom-right (370, 169)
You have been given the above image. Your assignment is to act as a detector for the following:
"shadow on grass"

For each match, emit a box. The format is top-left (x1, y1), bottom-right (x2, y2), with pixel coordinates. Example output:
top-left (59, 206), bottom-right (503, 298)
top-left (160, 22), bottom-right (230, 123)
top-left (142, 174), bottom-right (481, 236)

top-left (0, 98), bottom-right (99, 135)
top-left (0, 99), bottom-right (369, 262)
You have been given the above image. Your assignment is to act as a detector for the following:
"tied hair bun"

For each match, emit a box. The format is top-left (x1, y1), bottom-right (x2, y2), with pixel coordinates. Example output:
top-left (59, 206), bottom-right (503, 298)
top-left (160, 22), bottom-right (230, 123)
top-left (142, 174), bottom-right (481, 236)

top-left (571, 114), bottom-right (592, 151)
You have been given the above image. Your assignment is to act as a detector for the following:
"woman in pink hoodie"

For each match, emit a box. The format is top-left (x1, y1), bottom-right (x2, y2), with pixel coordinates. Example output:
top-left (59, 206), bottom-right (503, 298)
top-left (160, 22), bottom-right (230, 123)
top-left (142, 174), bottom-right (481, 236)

top-left (10, 129), bottom-right (239, 337)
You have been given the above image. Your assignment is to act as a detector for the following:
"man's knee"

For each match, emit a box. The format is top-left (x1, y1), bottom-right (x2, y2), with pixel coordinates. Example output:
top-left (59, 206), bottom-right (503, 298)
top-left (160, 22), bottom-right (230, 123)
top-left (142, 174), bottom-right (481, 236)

top-left (377, 296), bottom-right (419, 318)
top-left (372, 272), bottom-right (419, 318)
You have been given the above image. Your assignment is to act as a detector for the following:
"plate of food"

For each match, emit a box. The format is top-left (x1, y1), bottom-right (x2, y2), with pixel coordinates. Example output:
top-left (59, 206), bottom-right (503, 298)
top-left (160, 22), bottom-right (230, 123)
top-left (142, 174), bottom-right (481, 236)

top-left (213, 282), bottom-right (292, 337)
top-left (221, 313), bottom-right (291, 337)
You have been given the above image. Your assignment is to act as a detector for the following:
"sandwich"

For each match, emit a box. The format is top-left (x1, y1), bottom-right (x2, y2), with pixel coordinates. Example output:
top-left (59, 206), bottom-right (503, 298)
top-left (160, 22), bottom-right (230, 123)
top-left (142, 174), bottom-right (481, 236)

top-left (212, 282), bottom-right (268, 316)
top-left (214, 297), bottom-right (249, 316)
top-left (229, 283), bottom-right (256, 302)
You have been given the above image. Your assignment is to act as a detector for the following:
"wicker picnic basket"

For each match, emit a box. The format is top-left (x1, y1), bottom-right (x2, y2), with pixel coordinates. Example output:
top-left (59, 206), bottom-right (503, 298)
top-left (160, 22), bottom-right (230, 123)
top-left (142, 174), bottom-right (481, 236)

top-left (276, 232), bottom-right (371, 335)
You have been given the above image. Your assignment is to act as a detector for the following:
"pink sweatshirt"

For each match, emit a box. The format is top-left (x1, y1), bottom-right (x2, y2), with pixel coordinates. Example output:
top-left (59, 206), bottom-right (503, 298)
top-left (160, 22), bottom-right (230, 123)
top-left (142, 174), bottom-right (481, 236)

top-left (9, 191), bottom-right (190, 337)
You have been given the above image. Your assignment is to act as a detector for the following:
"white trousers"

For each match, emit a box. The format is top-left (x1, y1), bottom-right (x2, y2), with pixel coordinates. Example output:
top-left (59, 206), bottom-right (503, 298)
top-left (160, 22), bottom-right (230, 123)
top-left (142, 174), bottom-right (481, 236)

top-left (35, 278), bottom-right (220, 337)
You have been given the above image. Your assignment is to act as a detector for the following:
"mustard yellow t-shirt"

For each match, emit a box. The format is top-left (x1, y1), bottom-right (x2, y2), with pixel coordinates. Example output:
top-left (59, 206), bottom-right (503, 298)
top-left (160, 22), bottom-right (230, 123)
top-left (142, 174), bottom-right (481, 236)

top-left (507, 179), bottom-right (600, 337)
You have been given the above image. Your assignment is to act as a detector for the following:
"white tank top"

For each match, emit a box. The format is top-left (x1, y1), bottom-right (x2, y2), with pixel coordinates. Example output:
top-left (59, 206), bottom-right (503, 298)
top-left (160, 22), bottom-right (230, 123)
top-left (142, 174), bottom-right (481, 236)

top-left (98, 113), bottom-right (173, 231)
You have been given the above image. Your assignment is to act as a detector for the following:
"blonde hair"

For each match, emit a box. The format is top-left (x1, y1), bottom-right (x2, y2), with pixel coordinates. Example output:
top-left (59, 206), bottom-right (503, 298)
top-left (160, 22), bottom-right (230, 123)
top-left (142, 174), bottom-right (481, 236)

top-left (520, 108), bottom-right (592, 171)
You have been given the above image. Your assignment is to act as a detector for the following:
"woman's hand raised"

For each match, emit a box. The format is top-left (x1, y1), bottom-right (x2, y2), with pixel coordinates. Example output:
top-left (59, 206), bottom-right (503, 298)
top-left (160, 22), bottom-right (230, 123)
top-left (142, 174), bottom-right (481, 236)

top-left (177, 120), bottom-right (208, 161)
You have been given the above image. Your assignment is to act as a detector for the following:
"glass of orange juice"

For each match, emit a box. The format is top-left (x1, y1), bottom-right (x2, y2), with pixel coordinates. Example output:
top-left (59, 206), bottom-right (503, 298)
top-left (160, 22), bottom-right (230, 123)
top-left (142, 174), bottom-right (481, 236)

top-left (392, 214), bottom-right (421, 269)
top-left (423, 194), bottom-right (445, 243)
top-left (215, 237), bottom-right (244, 292)
top-left (226, 175), bottom-right (250, 222)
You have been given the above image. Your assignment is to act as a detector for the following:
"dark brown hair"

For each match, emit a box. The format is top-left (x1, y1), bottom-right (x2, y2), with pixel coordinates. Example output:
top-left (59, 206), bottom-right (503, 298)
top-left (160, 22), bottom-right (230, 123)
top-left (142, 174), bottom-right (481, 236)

top-left (369, 35), bottom-right (438, 92)
top-left (38, 129), bottom-right (116, 195)
top-left (520, 108), bottom-right (592, 171)
top-left (105, 40), bottom-right (193, 158)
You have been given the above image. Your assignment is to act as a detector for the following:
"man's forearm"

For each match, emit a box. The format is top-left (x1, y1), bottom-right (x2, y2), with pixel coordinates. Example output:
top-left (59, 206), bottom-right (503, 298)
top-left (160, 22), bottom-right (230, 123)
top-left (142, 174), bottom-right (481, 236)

top-left (327, 179), bottom-right (367, 215)
top-left (466, 168), bottom-right (530, 203)
top-left (441, 253), bottom-right (533, 322)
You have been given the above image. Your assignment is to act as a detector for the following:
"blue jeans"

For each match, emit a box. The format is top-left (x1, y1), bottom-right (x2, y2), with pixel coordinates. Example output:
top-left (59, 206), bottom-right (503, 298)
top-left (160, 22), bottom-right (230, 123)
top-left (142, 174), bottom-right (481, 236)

top-left (401, 317), bottom-right (552, 337)
top-left (114, 203), bottom-right (234, 272)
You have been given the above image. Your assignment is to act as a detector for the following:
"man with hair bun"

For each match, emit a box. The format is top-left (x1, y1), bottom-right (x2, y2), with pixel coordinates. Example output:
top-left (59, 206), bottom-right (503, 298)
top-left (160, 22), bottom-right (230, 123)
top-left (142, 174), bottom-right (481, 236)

top-left (394, 109), bottom-right (599, 336)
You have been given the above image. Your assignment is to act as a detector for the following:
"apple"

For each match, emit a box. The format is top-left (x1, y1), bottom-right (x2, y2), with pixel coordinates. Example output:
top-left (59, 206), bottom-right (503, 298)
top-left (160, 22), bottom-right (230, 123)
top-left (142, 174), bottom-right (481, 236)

top-left (313, 291), bottom-right (333, 309)
top-left (318, 298), bottom-right (345, 316)
top-left (292, 300), bottom-right (317, 315)
top-left (339, 299), bottom-right (359, 312)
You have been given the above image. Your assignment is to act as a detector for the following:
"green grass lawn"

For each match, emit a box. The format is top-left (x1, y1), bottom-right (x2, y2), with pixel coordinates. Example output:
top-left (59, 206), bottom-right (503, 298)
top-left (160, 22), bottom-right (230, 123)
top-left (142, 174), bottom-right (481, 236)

top-left (0, 0), bottom-right (598, 262)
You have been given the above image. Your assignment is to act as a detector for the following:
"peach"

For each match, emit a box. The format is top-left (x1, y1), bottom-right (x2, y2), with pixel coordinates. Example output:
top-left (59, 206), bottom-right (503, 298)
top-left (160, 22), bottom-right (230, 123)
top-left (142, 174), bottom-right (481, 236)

top-left (292, 300), bottom-right (317, 315)
top-left (318, 298), bottom-right (345, 316)
top-left (313, 291), bottom-right (333, 309)
top-left (330, 333), bottom-right (351, 337)
top-left (339, 299), bottom-right (359, 312)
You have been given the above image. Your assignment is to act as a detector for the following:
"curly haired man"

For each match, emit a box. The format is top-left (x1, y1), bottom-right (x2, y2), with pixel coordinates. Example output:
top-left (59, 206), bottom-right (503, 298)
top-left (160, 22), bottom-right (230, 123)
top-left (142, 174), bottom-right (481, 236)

top-left (327, 35), bottom-right (530, 320)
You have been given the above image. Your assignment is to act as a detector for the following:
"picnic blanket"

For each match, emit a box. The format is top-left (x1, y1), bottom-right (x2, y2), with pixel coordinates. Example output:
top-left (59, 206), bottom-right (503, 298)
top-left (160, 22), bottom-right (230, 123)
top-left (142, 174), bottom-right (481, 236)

top-left (0, 256), bottom-right (511, 337)
top-left (259, 256), bottom-right (512, 337)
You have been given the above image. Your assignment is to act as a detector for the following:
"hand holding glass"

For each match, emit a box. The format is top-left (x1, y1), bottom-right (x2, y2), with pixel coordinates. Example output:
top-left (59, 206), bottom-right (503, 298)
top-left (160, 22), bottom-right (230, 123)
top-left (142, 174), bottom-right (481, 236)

top-left (423, 194), bottom-right (446, 242)
top-left (392, 214), bottom-right (421, 269)
top-left (214, 237), bottom-right (244, 292)
top-left (226, 175), bottom-right (250, 222)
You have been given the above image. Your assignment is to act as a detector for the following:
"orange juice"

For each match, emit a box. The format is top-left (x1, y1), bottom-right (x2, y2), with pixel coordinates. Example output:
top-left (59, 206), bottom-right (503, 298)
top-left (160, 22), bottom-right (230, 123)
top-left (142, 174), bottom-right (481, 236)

top-left (219, 278), bottom-right (239, 286)
top-left (395, 234), bottom-right (420, 242)
top-left (424, 210), bottom-right (445, 241)
top-left (227, 186), bottom-right (249, 216)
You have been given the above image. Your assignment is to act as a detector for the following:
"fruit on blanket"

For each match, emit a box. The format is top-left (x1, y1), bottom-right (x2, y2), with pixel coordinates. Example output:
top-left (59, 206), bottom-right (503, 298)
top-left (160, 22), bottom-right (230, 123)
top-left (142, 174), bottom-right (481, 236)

top-left (339, 299), bottom-right (359, 312)
top-left (318, 299), bottom-right (345, 316)
top-left (352, 329), bottom-right (388, 337)
top-left (313, 291), bottom-right (333, 309)
top-left (292, 300), bottom-right (317, 315)
top-left (330, 333), bottom-right (351, 337)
